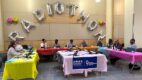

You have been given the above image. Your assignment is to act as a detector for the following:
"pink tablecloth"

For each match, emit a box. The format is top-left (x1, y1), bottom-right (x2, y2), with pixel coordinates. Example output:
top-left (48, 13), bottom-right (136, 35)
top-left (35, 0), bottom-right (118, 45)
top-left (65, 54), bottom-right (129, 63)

top-left (58, 51), bottom-right (107, 76)
top-left (107, 49), bottom-right (142, 64)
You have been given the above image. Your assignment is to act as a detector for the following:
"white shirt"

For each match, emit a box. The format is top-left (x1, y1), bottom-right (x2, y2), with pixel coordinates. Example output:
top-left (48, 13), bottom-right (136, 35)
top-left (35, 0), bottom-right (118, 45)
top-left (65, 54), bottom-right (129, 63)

top-left (67, 42), bottom-right (75, 48)
top-left (40, 42), bottom-right (48, 48)
top-left (7, 47), bottom-right (20, 60)
top-left (15, 44), bottom-right (23, 52)
top-left (128, 44), bottom-right (137, 49)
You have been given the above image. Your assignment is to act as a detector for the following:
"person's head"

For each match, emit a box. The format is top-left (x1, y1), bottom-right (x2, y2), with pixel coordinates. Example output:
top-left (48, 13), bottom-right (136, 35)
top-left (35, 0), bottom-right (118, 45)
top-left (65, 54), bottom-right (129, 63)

top-left (114, 40), bottom-right (119, 44)
top-left (82, 40), bottom-right (86, 43)
top-left (130, 38), bottom-right (135, 45)
top-left (55, 39), bottom-right (58, 44)
top-left (15, 39), bottom-right (21, 44)
top-left (108, 39), bottom-right (113, 44)
top-left (8, 41), bottom-right (16, 49)
top-left (42, 39), bottom-right (46, 43)
top-left (70, 39), bottom-right (73, 43)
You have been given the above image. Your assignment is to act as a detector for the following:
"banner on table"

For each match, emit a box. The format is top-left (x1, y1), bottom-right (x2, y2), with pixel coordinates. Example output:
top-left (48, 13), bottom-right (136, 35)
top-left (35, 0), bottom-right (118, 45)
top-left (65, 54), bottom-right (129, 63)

top-left (73, 57), bottom-right (97, 69)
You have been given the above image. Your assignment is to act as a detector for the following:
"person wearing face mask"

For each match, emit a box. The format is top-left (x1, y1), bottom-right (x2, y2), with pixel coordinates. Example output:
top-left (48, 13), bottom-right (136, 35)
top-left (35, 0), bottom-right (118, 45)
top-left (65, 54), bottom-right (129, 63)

top-left (128, 38), bottom-right (137, 49)
top-left (53, 39), bottom-right (61, 48)
top-left (80, 40), bottom-right (88, 47)
top-left (66, 39), bottom-right (76, 48)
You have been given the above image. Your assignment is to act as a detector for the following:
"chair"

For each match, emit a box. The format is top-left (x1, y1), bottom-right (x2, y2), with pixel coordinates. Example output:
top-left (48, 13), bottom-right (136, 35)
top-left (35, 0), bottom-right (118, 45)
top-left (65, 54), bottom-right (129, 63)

top-left (136, 48), bottom-right (142, 52)
top-left (125, 47), bottom-right (135, 52)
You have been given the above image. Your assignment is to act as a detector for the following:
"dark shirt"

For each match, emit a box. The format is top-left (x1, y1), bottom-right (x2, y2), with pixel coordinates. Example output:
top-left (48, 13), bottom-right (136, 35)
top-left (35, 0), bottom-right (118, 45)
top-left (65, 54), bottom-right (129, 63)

top-left (97, 41), bottom-right (103, 47)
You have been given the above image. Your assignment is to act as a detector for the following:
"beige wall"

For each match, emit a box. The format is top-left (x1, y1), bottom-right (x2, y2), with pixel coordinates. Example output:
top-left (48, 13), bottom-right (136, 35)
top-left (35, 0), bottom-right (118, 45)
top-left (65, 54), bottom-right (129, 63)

top-left (124, 0), bottom-right (134, 47)
top-left (2, 0), bottom-right (106, 40)
top-left (2, 0), bottom-right (106, 50)
top-left (113, 0), bottom-right (124, 43)
top-left (0, 0), bottom-right (4, 51)
top-left (106, 0), bottom-right (113, 43)
top-left (133, 0), bottom-right (142, 47)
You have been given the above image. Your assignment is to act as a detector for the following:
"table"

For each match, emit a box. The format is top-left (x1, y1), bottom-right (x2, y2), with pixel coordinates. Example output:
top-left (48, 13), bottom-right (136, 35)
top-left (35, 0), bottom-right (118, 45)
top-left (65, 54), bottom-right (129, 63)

top-left (107, 49), bottom-right (142, 64)
top-left (2, 50), bottom-right (39, 80)
top-left (58, 51), bottom-right (107, 77)
top-left (73, 46), bottom-right (98, 51)
top-left (37, 48), bottom-right (70, 55)
top-left (98, 47), bottom-right (108, 55)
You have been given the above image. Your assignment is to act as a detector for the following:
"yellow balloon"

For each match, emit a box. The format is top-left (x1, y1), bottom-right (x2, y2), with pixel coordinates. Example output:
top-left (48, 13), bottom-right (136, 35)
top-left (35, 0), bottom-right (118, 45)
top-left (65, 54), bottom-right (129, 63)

top-left (13, 16), bottom-right (19, 23)
top-left (98, 20), bottom-right (104, 26)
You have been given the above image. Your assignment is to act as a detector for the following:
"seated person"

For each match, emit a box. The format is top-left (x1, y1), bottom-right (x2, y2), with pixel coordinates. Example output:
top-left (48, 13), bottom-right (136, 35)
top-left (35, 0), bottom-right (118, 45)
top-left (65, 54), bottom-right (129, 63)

top-left (128, 38), bottom-right (137, 50)
top-left (97, 40), bottom-right (103, 47)
top-left (113, 40), bottom-right (120, 49)
top-left (53, 39), bottom-right (61, 48)
top-left (127, 39), bottom-right (140, 70)
top-left (119, 43), bottom-right (124, 51)
top-left (40, 38), bottom-right (48, 48)
top-left (66, 39), bottom-right (76, 48)
top-left (107, 38), bottom-right (113, 48)
top-left (15, 39), bottom-right (24, 52)
top-left (7, 41), bottom-right (22, 60)
top-left (80, 40), bottom-right (88, 47)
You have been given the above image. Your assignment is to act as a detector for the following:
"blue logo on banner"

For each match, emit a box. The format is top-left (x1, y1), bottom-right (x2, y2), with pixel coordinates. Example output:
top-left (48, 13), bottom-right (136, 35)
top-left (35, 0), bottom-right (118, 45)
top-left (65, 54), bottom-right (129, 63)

top-left (73, 57), bottom-right (97, 69)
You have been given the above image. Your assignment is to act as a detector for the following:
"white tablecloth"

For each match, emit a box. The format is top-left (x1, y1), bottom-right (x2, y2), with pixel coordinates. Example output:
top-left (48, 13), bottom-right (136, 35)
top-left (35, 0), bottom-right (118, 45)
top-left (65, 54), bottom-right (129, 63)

top-left (58, 51), bottom-right (108, 76)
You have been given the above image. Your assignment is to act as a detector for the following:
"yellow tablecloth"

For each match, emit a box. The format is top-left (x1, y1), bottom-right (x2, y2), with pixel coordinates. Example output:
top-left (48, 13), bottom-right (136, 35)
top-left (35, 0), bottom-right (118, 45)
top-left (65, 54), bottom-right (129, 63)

top-left (2, 50), bottom-right (39, 80)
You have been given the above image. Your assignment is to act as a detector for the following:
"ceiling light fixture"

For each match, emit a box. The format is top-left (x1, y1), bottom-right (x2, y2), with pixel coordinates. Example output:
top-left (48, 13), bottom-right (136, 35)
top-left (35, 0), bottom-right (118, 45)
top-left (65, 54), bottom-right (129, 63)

top-left (96, 0), bottom-right (101, 3)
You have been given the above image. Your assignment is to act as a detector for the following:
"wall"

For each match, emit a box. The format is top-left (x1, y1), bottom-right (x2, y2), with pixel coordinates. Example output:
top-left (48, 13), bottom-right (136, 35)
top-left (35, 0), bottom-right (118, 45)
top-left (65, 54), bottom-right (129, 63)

top-left (2, 0), bottom-right (106, 50)
top-left (106, 0), bottom-right (113, 43)
top-left (134, 0), bottom-right (142, 47)
top-left (0, 0), bottom-right (4, 52)
top-left (113, 0), bottom-right (124, 43)
top-left (124, 0), bottom-right (134, 47)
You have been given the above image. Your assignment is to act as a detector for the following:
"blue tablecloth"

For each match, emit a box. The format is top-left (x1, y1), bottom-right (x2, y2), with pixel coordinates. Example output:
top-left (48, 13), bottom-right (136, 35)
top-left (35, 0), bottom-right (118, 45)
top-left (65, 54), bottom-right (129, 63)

top-left (98, 47), bottom-right (108, 55)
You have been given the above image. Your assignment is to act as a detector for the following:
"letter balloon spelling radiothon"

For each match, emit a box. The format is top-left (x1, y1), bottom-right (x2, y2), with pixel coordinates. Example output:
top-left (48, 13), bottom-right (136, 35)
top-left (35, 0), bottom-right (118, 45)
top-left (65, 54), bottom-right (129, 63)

top-left (67, 4), bottom-right (78, 16)
top-left (33, 9), bottom-right (45, 21)
top-left (78, 11), bottom-right (89, 24)
top-left (8, 31), bottom-right (24, 41)
top-left (21, 20), bottom-right (36, 33)
top-left (47, 3), bottom-right (54, 16)
top-left (87, 20), bottom-right (98, 31)
top-left (54, 2), bottom-right (64, 15)
top-left (93, 30), bottom-right (106, 41)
